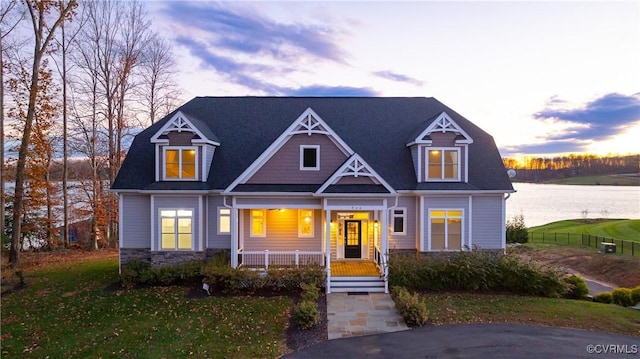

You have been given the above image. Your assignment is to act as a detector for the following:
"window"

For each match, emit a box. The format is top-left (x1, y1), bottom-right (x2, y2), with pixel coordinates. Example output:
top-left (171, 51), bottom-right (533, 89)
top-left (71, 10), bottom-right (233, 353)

top-left (300, 145), bottom-right (320, 170)
top-left (426, 148), bottom-right (459, 180)
top-left (218, 208), bottom-right (231, 234)
top-left (160, 209), bottom-right (193, 250)
top-left (250, 209), bottom-right (266, 237)
top-left (391, 208), bottom-right (406, 235)
top-left (298, 209), bottom-right (314, 237)
top-left (164, 147), bottom-right (197, 180)
top-left (430, 209), bottom-right (462, 250)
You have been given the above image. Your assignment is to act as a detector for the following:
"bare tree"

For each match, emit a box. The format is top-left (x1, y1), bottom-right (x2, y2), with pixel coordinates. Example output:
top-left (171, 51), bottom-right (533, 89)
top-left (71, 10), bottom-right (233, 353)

top-left (71, 0), bottom-right (153, 248)
top-left (136, 35), bottom-right (181, 127)
top-left (8, 0), bottom-right (75, 267)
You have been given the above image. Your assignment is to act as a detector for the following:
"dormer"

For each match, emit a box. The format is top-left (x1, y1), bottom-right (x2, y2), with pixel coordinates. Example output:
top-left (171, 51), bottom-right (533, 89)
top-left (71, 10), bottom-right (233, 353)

top-left (150, 111), bottom-right (220, 182)
top-left (406, 112), bottom-right (473, 183)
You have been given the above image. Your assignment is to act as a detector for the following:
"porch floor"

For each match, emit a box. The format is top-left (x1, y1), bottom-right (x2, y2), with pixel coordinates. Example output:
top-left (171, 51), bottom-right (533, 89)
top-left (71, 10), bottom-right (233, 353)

top-left (331, 261), bottom-right (379, 277)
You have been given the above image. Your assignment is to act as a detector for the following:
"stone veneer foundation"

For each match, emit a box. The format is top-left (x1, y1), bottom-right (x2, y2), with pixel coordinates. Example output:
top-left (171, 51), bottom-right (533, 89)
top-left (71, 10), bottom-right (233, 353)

top-left (120, 248), bottom-right (229, 267)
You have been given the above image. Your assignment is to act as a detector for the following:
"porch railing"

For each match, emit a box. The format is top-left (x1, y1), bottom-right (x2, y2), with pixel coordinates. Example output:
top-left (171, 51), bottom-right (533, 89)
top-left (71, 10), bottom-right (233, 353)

top-left (238, 249), bottom-right (325, 269)
top-left (374, 244), bottom-right (389, 292)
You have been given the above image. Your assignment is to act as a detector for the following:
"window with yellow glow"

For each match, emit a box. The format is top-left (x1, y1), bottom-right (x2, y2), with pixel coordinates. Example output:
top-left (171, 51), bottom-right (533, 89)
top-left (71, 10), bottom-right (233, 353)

top-left (250, 209), bottom-right (266, 237)
top-left (160, 209), bottom-right (193, 250)
top-left (430, 209), bottom-right (462, 250)
top-left (426, 148), bottom-right (459, 180)
top-left (218, 208), bottom-right (231, 234)
top-left (298, 209), bottom-right (314, 237)
top-left (164, 147), bottom-right (197, 180)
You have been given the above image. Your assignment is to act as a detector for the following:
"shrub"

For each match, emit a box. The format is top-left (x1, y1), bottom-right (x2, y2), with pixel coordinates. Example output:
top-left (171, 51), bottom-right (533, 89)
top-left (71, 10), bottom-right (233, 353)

top-left (202, 265), bottom-right (326, 294)
top-left (593, 292), bottom-right (613, 304)
top-left (391, 286), bottom-right (429, 326)
top-left (294, 300), bottom-right (319, 330)
top-left (300, 282), bottom-right (319, 302)
top-left (506, 213), bottom-right (528, 244)
top-left (631, 286), bottom-right (640, 305)
top-left (120, 260), bottom-right (204, 287)
top-left (612, 288), bottom-right (634, 307)
top-left (562, 275), bottom-right (590, 300)
top-left (388, 251), bottom-right (568, 298)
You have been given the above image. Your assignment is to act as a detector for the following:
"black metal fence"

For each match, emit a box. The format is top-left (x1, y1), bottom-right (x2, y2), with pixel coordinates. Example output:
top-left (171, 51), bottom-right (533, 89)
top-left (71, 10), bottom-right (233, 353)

top-left (528, 232), bottom-right (638, 257)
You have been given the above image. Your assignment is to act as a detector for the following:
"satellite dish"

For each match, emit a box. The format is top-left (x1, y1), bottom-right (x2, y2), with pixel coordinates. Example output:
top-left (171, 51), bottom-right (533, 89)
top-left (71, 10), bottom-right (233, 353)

top-left (507, 169), bottom-right (517, 178)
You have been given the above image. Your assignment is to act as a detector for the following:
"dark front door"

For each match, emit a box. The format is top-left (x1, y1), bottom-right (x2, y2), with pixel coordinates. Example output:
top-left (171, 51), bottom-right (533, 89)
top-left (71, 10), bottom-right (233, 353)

top-left (344, 220), bottom-right (362, 259)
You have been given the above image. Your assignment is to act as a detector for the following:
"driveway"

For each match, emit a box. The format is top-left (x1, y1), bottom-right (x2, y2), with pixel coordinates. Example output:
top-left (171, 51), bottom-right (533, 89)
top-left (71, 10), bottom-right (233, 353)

top-left (283, 323), bottom-right (639, 359)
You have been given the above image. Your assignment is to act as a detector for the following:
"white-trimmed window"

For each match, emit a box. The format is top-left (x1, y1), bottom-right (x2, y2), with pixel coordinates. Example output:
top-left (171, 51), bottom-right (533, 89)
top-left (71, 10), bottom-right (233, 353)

top-left (164, 147), bottom-right (198, 180)
top-left (298, 209), bottom-right (314, 237)
top-left (429, 209), bottom-right (462, 250)
top-left (160, 209), bottom-right (193, 250)
top-left (391, 208), bottom-right (406, 235)
top-left (250, 209), bottom-right (266, 237)
top-left (218, 207), bottom-right (231, 234)
top-left (300, 145), bottom-right (320, 170)
top-left (426, 148), bottom-right (459, 180)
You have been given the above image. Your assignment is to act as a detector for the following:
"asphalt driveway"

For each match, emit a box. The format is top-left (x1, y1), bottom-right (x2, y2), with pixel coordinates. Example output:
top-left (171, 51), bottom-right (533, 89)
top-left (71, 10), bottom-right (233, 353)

top-left (283, 323), bottom-right (639, 359)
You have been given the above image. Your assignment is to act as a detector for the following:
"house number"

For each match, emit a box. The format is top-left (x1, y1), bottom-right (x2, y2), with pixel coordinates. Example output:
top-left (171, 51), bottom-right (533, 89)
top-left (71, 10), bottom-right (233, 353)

top-left (350, 206), bottom-right (362, 210)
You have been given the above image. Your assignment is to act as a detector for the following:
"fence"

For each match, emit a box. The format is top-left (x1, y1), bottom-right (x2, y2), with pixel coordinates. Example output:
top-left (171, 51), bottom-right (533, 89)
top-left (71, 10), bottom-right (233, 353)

top-left (529, 232), bottom-right (638, 257)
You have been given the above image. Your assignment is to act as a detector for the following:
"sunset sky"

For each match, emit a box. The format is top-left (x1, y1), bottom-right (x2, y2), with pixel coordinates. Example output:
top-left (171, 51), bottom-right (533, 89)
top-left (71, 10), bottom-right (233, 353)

top-left (147, 1), bottom-right (640, 158)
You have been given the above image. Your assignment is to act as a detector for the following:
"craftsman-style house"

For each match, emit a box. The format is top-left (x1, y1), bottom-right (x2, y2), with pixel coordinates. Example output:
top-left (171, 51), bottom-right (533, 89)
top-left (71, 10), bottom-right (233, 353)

top-left (112, 97), bottom-right (514, 292)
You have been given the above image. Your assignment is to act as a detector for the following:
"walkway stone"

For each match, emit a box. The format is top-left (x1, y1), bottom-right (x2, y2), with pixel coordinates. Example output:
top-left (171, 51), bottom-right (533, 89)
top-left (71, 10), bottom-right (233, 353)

top-left (327, 292), bottom-right (409, 340)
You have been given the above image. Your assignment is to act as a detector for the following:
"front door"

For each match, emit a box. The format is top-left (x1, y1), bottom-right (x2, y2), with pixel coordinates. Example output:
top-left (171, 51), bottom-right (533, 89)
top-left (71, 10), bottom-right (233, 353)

top-left (344, 220), bottom-right (362, 258)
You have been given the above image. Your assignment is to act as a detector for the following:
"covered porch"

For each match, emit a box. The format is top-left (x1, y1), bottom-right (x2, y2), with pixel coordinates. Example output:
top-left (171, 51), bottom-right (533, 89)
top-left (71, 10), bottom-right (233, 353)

top-left (228, 196), bottom-right (391, 293)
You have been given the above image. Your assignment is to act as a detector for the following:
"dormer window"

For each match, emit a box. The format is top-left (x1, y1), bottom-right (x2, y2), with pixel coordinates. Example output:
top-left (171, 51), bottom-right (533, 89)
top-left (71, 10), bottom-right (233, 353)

top-left (300, 145), bottom-right (320, 170)
top-left (427, 148), bottom-right (459, 180)
top-left (164, 147), bottom-right (198, 180)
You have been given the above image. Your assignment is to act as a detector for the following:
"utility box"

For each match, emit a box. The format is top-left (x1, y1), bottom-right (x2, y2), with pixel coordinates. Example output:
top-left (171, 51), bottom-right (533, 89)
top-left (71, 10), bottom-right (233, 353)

top-left (600, 242), bottom-right (616, 254)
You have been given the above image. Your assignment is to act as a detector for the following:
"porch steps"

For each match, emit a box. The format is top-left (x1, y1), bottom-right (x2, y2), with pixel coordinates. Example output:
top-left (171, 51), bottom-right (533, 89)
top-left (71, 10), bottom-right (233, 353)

top-left (329, 276), bottom-right (386, 293)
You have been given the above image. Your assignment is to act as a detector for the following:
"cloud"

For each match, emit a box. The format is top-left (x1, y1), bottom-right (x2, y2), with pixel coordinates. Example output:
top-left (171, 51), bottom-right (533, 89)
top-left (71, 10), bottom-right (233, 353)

top-left (373, 70), bottom-right (424, 86)
top-left (284, 86), bottom-right (378, 97)
top-left (504, 93), bottom-right (640, 156)
top-left (534, 92), bottom-right (640, 140)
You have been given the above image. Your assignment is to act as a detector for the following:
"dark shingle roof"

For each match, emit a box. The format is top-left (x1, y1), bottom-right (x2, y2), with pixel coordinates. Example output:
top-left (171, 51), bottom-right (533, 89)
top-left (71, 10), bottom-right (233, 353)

top-left (112, 97), bottom-right (513, 192)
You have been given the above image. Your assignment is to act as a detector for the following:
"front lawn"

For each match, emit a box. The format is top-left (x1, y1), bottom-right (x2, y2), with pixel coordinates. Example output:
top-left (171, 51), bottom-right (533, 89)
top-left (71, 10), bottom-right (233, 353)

top-left (421, 292), bottom-right (640, 337)
top-left (1, 256), bottom-right (292, 358)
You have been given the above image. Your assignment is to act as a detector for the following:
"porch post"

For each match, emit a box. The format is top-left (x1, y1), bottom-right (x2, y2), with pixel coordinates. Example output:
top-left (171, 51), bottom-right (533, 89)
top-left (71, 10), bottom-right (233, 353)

top-left (325, 208), bottom-right (331, 293)
top-left (381, 205), bottom-right (389, 293)
top-left (231, 207), bottom-right (239, 268)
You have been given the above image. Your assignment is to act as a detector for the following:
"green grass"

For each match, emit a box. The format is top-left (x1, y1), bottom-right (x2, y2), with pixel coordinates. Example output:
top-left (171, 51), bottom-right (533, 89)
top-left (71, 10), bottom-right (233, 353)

top-left (1, 258), bottom-right (292, 358)
top-left (421, 292), bottom-right (640, 337)
top-left (542, 175), bottom-right (640, 186)
top-left (529, 219), bottom-right (640, 243)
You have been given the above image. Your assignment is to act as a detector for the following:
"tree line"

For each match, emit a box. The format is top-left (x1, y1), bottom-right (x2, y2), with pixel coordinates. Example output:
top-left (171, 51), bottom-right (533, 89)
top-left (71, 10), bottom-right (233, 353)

top-left (502, 154), bottom-right (639, 183)
top-left (1, 0), bottom-right (183, 267)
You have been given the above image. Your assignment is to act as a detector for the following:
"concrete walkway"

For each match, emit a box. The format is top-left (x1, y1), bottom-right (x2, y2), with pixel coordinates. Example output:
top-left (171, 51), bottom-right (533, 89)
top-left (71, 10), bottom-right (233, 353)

top-left (327, 292), bottom-right (409, 340)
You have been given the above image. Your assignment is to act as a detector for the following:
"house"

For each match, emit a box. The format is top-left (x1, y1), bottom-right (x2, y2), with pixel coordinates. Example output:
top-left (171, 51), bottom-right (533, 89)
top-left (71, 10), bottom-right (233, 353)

top-left (111, 97), bottom-right (514, 293)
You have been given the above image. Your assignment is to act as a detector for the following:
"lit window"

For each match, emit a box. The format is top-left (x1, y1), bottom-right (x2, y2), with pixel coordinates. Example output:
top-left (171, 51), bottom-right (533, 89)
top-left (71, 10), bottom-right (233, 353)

top-left (427, 148), bottom-right (459, 180)
top-left (218, 208), bottom-right (231, 234)
top-left (298, 209), bottom-right (314, 237)
top-left (300, 145), bottom-right (320, 170)
top-left (430, 209), bottom-right (462, 250)
top-left (251, 209), bottom-right (266, 237)
top-left (160, 209), bottom-right (193, 250)
top-left (164, 147), bottom-right (197, 180)
top-left (391, 208), bottom-right (406, 235)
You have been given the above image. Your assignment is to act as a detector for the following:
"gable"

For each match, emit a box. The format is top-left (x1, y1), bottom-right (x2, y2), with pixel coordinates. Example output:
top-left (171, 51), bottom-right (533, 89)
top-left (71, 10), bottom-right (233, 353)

top-left (316, 154), bottom-right (396, 195)
top-left (151, 111), bottom-right (220, 146)
top-left (407, 111), bottom-right (473, 146)
top-left (226, 107), bottom-right (354, 191)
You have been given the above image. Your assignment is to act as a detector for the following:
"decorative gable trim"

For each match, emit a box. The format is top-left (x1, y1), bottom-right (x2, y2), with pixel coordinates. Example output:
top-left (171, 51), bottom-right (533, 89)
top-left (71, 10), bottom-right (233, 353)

top-left (150, 111), bottom-right (220, 146)
top-left (224, 107), bottom-right (354, 192)
top-left (407, 112), bottom-right (473, 146)
top-left (316, 154), bottom-right (396, 194)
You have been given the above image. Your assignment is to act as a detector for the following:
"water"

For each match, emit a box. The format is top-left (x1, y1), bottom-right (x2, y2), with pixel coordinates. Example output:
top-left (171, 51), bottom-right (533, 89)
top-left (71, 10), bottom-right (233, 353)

top-left (506, 183), bottom-right (640, 227)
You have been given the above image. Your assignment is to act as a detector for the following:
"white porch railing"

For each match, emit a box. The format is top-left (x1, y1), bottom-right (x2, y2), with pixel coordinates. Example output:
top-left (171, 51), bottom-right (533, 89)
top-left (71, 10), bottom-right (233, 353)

top-left (238, 249), bottom-right (325, 269)
top-left (374, 244), bottom-right (389, 292)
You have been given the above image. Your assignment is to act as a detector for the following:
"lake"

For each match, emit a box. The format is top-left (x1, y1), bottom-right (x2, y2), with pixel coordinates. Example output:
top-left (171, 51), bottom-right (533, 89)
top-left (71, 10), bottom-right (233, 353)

top-left (506, 183), bottom-right (640, 227)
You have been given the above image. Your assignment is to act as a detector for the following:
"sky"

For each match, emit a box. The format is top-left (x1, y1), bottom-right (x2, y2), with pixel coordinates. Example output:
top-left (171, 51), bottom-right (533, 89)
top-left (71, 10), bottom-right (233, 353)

top-left (147, 1), bottom-right (640, 159)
